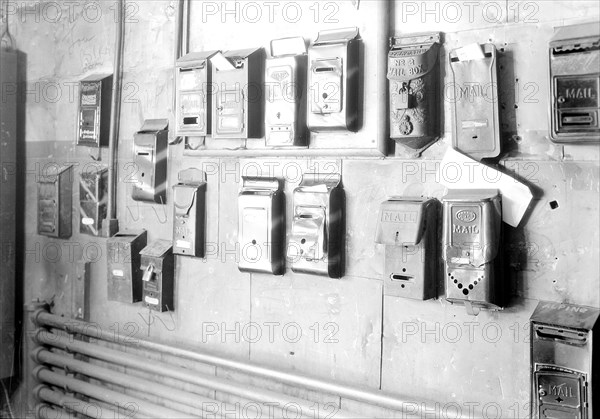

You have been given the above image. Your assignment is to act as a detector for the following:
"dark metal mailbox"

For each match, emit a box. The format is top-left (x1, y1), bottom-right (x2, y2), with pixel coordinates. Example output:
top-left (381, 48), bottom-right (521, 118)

top-left (37, 165), bottom-right (73, 239)
top-left (140, 240), bottom-right (174, 312)
top-left (107, 230), bottom-right (147, 303)
top-left (530, 301), bottom-right (599, 419)
top-left (549, 22), bottom-right (600, 143)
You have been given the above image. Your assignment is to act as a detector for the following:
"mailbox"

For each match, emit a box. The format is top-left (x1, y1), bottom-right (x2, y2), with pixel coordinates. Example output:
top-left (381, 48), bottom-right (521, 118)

top-left (107, 230), bottom-right (147, 303)
top-left (388, 33), bottom-right (442, 153)
top-left (79, 167), bottom-right (107, 236)
top-left (210, 48), bottom-right (264, 139)
top-left (175, 51), bottom-right (219, 137)
top-left (549, 22), bottom-right (600, 143)
top-left (450, 43), bottom-right (501, 160)
top-left (265, 37), bottom-right (308, 147)
top-left (530, 301), bottom-right (599, 418)
top-left (442, 189), bottom-right (502, 315)
top-left (172, 169), bottom-right (206, 258)
top-left (140, 240), bottom-right (174, 312)
top-left (37, 165), bottom-right (73, 239)
top-left (131, 119), bottom-right (169, 204)
top-left (307, 27), bottom-right (360, 132)
top-left (77, 74), bottom-right (112, 147)
top-left (288, 173), bottom-right (344, 278)
top-left (238, 177), bottom-right (285, 275)
top-left (375, 198), bottom-right (438, 300)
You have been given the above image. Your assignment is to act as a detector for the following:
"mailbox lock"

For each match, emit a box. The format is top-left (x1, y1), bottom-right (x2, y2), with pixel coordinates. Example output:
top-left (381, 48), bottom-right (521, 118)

top-left (142, 264), bottom-right (155, 282)
top-left (538, 387), bottom-right (547, 397)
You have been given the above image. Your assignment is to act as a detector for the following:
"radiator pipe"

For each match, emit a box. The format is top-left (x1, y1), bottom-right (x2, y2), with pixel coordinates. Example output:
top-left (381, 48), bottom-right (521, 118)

top-left (33, 366), bottom-right (196, 419)
top-left (35, 330), bottom-right (362, 419)
top-left (36, 403), bottom-right (79, 419)
top-left (34, 310), bottom-right (438, 416)
top-left (33, 347), bottom-right (245, 417)
top-left (35, 385), bottom-right (127, 419)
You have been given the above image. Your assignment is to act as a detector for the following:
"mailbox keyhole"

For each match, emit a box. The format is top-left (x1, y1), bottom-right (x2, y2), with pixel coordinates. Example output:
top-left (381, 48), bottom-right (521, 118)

top-left (141, 173), bottom-right (145, 178)
top-left (301, 238), bottom-right (306, 244)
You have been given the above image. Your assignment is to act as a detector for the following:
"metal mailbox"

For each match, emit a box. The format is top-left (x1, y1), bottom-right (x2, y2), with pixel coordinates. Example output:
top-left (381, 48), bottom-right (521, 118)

top-left (388, 33), bottom-right (442, 153)
top-left (287, 173), bottom-right (344, 278)
top-left (307, 27), bottom-right (360, 132)
top-left (175, 51), bottom-right (219, 137)
top-left (530, 301), bottom-right (599, 419)
top-left (140, 240), bottom-right (174, 312)
top-left (375, 198), bottom-right (438, 300)
top-left (37, 165), bottom-right (73, 239)
top-left (238, 177), bottom-right (285, 275)
top-left (265, 37), bottom-right (308, 147)
top-left (131, 119), bottom-right (169, 204)
top-left (450, 43), bottom-right (501, 160)
top-left (442, 189), bottom-right (502, 314)
top-left (107, 230), bottom-right (147, 303)
top-left (172, 169), bottom-right (206, 258)
top-left (549, 22), bottom-right (600, 143)
top-left (210, 48), bottom-right (264, 139)
top-left (77, 73), bottom-right (112, 147)
top-left (79, 167), bottom-right (107, 236)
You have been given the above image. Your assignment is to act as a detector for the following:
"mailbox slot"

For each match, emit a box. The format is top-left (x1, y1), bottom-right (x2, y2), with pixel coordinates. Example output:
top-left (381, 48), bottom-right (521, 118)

top-left (288, 173), bottom-right (344, 278)
top-left (107, 230), bottom-right (147, 303)
top-left (132, 119), bottom-right (169, 204)
top-left (140, 240), bottom-right (174, 312)
top-left (172, 169), bottom-right (207, 258)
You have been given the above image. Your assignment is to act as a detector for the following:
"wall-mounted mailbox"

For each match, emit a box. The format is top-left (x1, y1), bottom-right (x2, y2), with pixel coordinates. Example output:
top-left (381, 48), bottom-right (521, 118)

top-left (238, 177), bottom-right (284, 275)
top-left (132, 119), bottom-right (168, 204)
top-left (307, 27), bottom-right (360, 132)
top-left (450, 44), bottom-right (500, 160)
top-left (265, 37), bottom-right (308, 147)
top-left (530, 301), bottom-right (599, 419)
top-left (173, 169), bottom-right (206, 258)
top-left (210, 48), bottom-right (264, 139)
top-left (107, 230), bottom-right (147, 303)
top-left (77, 74), bottom-right (112, 147)
top-left (37, 165), bottom-right (73, 238)
top-left (140, 240), bottom-right (174, 312)
top-left (388, 33), bottom-right (441, 153)
top-left (442, 189), bottom-right (502, 315)
top-left (175, 51), bottom-right (219, 137)
top-left (287, 173), bottom-right (344, 278)
top-left (375, 198), bottom-right (438, 300)
top-left (549, 22), bottom-right (600, 143)
top-left (79, 167), bottom-right (107, 236)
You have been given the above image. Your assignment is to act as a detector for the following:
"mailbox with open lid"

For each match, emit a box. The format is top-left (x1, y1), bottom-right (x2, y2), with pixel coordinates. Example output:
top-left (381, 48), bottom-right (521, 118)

top-left (287, 173), bottom-right (344, 278)
top-left (140, 240), bottom-right (174, 312)
top-left (375, 197), bottom-right (438, 300)
top-left (238, 177), bottom-right (285, 275)
top-left (172, 169), bottom-right (207, 258)
top-left (442, 189), bottom-right (502, 315)
top-left (530, 301), bottom-right (599, 418)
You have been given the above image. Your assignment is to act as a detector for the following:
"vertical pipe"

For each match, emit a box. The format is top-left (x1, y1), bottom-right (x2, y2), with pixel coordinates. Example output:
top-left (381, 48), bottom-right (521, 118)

top-left (105, 0), bottom-right (124, 236)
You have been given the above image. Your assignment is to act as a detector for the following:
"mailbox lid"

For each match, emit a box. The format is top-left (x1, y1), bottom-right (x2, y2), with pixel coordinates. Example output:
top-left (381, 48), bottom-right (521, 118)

top-left (550, 22), bottom-right (600, 51)
top-left (530, 301), bottom-right (600, 331)
top-left (313, 27), bottom-right (359, 46)
top-left (388, 32), bottom-right (441, 82)
top-left (173, 184), bottom-right (203, 216)
top-left (376, 198), bottom-right (435, 245)
top-left (177, 50), bottom-right (219, 67)
top-left (140, 239), bottom-right (172, 259)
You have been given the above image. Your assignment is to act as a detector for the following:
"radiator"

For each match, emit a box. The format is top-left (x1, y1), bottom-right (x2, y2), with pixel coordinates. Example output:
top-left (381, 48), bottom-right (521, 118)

top-left (26, 303), bottom-right (462, 419)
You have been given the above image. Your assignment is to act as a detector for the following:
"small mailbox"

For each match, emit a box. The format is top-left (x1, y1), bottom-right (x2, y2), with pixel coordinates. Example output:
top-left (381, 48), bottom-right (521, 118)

top-left (77, 74), bottom-right (112, 147)
top-left (388, 32), bottom-right (442, 153)
top-left (530, 301), bottom-right (599, 419)
top-left (307, 27), bottom-right (360, 132)
top-left (238, 177), bottom-right (285, 275)
top-left (549, 22), bottom-right (600, 143)
top-left (131, 119), bottom-right (169, 204)
top-left (37, 165), bottom-right (73, 239)
top-left (79, 167), bottom-right (107, 236)
top-left (210, 48), bottom-right (264, 139)
top-left (175, 51), bottom-right (219, 137)
top-left (288, 173), bottom-right (344, 278)
top-left (107, 230), bottom-right (147, 303)
top-left (442, 189), bottom-right (502, 315)
top-left (172, 169), bottom-right (206, 258)
top-left (265, 37), bottom-right (308, 147)
top-left (140, 240), bottom-right (174, 312)
top-left (375, 198), bottom-right (438, 300)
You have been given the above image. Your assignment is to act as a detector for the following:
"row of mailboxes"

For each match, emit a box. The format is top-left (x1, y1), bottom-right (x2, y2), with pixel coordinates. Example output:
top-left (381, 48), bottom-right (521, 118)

top-left (376, 190), bottom-right (503, 315)
top-left (175, 28), bottom-right (361, 146)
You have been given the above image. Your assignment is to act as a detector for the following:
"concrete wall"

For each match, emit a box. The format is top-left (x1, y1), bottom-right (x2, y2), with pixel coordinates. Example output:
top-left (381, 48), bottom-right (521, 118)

top-left (8, 0), bottom-right (600, 417)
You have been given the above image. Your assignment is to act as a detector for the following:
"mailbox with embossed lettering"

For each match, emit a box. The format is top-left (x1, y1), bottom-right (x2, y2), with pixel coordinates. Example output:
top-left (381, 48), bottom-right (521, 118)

top-left (549, 22), bottom-right (600, 143)
top-left (449, 44), bottom-right (500, 160)
top-left (375, 197), bottom-right (438, 300)
top-left (442, 189), bottom-right (502, 315)
top-left (388, 33), bottom-right (441, 154)
top-left (530, 301), bottom-right (599, 419)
